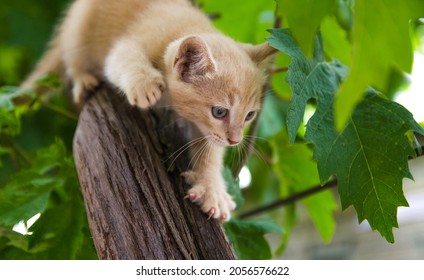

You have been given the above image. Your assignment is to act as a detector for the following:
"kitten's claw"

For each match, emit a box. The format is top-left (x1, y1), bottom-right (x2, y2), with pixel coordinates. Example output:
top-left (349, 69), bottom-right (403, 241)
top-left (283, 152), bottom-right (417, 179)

top-left (184, 192), bottom-right (197, 201)
top-left (208, 208), bottom-right (215, 220)
top-left (183, 169), bottom-right (235, 221)
top-left (221, 213), bottom-right (228, 222)
top-left (127, 72), bottom-right (165, 108)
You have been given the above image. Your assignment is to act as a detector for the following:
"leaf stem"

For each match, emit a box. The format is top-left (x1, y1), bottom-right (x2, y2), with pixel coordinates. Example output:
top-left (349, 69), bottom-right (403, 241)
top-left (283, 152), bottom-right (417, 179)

top-left (270, 67), bottom-right (289, 75)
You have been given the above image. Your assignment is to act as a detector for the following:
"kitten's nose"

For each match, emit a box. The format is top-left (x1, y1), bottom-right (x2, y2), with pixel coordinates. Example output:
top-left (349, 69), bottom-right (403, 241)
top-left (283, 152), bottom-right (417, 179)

top-left (228, 138), bottom-right (240, 145)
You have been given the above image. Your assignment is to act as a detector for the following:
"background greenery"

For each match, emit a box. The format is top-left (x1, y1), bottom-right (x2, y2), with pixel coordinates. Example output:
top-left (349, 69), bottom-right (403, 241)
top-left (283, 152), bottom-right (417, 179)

top-left (1, 0), bottom-right (423, 259)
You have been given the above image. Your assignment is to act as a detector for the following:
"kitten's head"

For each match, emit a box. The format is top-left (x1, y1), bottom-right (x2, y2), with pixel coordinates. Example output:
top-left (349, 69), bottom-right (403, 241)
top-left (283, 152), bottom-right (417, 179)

top-left (165, 34), bottom-right (276, 147)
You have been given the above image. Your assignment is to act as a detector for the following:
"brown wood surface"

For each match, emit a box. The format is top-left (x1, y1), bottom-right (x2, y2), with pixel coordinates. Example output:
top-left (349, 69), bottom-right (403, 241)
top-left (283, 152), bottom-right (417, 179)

top-left (73, 85), bottom-right (236, 260)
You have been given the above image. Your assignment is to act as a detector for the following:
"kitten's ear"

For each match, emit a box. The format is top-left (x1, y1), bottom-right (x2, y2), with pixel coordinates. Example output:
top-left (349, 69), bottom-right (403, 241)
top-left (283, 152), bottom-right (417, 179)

top-left (240, 42), bottom-right (278, 69)
top-left (173, 36), bottom-right (217, 82)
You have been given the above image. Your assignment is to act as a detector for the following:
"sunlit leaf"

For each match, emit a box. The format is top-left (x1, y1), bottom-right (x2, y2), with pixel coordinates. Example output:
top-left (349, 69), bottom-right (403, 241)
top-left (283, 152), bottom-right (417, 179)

top-left (280, 0), bottom-right (336, 56)
top-left (197, 0), bottom-right (274, 43)
top-left (335, 0), bottom-right (424, 129)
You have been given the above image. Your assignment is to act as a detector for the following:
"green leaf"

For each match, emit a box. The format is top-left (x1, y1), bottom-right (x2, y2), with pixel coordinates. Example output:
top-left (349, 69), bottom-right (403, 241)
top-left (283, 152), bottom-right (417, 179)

top-left (267, 28), bottom-right (339, 143)
top-left (0, 108), bottom-right (20, 136)
top-left (0, 139), bottom-right (97, 259)
top-left (335, 0), bottom-right (424, 129)
top-left (280, 0), bottom-right (336, 56)
top-left (0, 83), bottom-right (60, 146)
top-left (268, 28), bottom-right (424, 242)
top-left (307, 90), bottom-right (424, 242)
top-left (0, 139), bottom-right (69, 226)
top-left (270, 130), bottom-right (337, 243)
top-left (0, 183), bottom-right (52, 226)
top-left (197, 0), bottom-right (275, 43)
top-left (320, 16), bottom-right (351, 65)
top-left (224, 219), bottom-right (283, 259)
top-left (0, 86), bottom-right (36, 136)
top-left (28, 187), bottom-right (96, 259)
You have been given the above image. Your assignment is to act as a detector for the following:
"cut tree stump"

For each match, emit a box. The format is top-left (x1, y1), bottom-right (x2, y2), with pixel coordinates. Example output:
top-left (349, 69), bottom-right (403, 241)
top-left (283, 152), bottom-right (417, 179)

top-left (73, 85), bottom-right (236, 260)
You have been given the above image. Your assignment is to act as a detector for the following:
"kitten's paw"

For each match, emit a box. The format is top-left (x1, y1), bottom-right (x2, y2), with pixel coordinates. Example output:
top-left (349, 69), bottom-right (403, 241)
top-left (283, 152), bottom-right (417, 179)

top-left (72, 73), bottom-right (99, 104)
top-left (126, 71), bottom-right (165, 108)
top-left (182, 171), bottom-right (236, 222)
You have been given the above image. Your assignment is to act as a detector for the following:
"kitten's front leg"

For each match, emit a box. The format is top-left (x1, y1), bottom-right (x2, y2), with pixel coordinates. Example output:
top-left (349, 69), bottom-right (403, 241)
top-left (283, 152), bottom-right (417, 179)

top-left (182, 143), bottom-right (236, 221)
top-left (105, 37), bottom-right (165, 108)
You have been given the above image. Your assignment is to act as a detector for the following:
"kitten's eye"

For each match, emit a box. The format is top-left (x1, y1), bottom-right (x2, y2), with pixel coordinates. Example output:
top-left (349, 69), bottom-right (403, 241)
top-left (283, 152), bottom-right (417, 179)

top-left (211, 106), bottom-right (228, 119)
top-left (245, 111), bottom-right (256, 121)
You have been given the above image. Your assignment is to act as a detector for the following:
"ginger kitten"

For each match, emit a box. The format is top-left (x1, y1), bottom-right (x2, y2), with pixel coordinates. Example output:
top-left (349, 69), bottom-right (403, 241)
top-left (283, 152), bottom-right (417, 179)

top-left (22, 0), bottom-right (276, 221)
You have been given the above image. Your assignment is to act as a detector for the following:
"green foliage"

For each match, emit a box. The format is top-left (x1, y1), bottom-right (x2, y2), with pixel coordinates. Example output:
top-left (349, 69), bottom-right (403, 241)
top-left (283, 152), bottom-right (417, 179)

top-left (277, 0), bottom-right (336, 57)
top-left (0, 81), bottom-right (97, 259)
top-left (0, 139), bottom-right (96, 259)
top-left (197, 0), bottom-right (275, 43)
top-left (270, 131), bottom-right (337, 243)
top-left (335, 0), bottom-right (424, 129)
top-left (0, 0), bottom-right (423, 260)
top-left (224, 220), bottom-right (283, 260)
top-left (267, 28), bottom-right (424, 242)
top-left (0, 86), bottom-right (37, 136)
top-left (308, 90), bottom-right (423, 242)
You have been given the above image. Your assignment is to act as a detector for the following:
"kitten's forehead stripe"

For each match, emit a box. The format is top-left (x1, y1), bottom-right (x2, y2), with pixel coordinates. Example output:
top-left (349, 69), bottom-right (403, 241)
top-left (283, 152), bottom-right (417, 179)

top-left (230, 95), bottom-right (240, 124)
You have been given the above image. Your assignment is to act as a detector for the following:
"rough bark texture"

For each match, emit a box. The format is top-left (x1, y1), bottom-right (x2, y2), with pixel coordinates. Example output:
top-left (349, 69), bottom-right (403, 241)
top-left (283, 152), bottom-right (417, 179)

top-left (73, 85), bottom-right (236, 260)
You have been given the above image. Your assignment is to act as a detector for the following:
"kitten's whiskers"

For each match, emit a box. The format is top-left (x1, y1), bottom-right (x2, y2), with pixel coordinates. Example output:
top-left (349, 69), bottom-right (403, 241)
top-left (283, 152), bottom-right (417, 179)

top-left (188, 137), bottom-right (211, 171)
top-left (241, 136), bottom-right (272, 168)
top-left (166, 136), bottom-right (205, 170)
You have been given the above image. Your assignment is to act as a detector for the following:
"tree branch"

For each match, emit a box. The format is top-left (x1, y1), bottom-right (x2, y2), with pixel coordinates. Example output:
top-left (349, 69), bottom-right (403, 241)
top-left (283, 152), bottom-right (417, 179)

top-left (73, 85), bottom-right (236, 260)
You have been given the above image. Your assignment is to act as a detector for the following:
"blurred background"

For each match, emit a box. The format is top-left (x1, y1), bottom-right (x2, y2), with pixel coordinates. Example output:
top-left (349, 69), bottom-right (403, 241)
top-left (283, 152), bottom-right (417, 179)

top-left (270, 156), bottom-right (424, 259)
top-left (0, 0), bottom-right (69, 87)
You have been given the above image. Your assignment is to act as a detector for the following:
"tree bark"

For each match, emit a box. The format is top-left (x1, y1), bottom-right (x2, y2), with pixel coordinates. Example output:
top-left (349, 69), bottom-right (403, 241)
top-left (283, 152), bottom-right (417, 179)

top-left (73, 85), bottom-right (236, 260)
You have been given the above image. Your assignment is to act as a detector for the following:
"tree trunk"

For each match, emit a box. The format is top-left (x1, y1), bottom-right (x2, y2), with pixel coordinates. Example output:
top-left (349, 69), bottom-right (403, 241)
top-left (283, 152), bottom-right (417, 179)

top-left (73, 85), bottom-right (236, 260)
